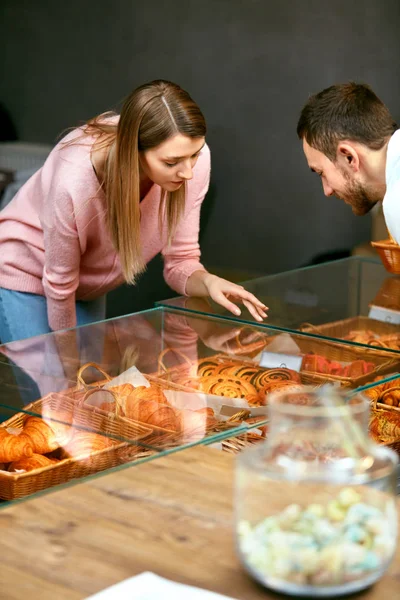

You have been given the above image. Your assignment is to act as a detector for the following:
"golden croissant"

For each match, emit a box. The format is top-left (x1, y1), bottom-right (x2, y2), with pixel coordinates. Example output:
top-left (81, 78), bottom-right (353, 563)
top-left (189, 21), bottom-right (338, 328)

top-left (112, 383), bottom-right (168, 414)
top-left (64, 431), bottom-right (114, 459)
top-left (109, 383), bottom-right (134, 406)
top-left (23, 414), bottom-right (73, 454)
top-left (130, 385), bottom-right (168, 404)
top-left (124, 398), bottom-right (180, 431)
top-left (9, 453), bottom-right (59, 472)
top-left (179, 407), bottom-right (217, 436)
top-left (0, 427), bottom-right (33, 462)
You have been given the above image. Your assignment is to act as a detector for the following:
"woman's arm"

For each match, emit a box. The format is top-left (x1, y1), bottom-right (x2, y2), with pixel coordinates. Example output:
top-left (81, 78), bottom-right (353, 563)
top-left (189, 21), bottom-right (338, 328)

top-left (186, 270), bottom-right (267, 322)
top-left (163, 146), bottom-right (267, 322)
top-left (41, 154), bottom-right (82, 331)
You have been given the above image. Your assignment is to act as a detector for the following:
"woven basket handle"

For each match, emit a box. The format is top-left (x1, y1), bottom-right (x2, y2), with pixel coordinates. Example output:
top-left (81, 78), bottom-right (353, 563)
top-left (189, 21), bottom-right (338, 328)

top-left (77, 362), bottom-right (113, 389)
top-left (157, 347), bottom-right (193, 375)
top-left (235, 328), bottom-right (266, 351)
top-left (227, 409), bottom-right (251, 422)
top-left (78, 387), bottom-right (120, 411)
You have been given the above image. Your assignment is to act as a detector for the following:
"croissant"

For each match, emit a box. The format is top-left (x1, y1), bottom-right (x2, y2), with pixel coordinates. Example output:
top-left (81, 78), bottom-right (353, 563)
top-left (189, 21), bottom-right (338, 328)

top-left (124, 399), bottom-right (180, 431)
top-left (64, 431), bottom-right (114, 460)
top-left (179, 407), bottom-right (216, 435)
top-left (129, 385), bottom-right (168, 404)
top-left (9, 453), bottom-right (59, 472)
top-left (146, 405), bottom-right (180, 430)
top-left (199, 375), bottom-right (258, 400)
top-left (23, 415), bottom-right (73, 454)
top-left (0, 428), bottom-right (33, 462)
top-left (110, 383), bottom-right (135, 406)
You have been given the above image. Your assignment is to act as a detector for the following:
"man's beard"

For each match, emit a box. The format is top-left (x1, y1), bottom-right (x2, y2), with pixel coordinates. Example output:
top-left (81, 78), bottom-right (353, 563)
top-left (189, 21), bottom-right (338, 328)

top-left (338, 171), bottom-right (381, 216)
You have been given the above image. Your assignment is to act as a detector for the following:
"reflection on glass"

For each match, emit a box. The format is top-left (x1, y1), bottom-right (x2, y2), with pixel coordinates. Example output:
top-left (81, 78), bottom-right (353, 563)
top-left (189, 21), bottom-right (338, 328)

top-left (1, 306), bottom-right (400, 502)
top-left (159, 257), bottom-right (400, 354)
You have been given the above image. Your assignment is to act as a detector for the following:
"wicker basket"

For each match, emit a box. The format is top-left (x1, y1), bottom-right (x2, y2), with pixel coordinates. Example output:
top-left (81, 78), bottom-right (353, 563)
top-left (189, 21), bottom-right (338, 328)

top-left (149, 350), bottom-right (332, 402)
top-left (363, 377), bottom-right (400, 416)
top-left (370, 276), bottom-right (400, 312)
top-left (19, 391), bottom-right (153, 442)
top-left (153, 341), bottom-right (400, 391)
top-left (223, 327), bottom-right (267, 358)
top-left (279, 335), bottom-right (400, 388)
top-left (371, 239), bottom-right (400, 274)
top-left (0, 396), bottom-right (154, 500)
top-left (301, 316), bottom-right (400, 352)
top-left (76, 363), bottom-right (246, 445)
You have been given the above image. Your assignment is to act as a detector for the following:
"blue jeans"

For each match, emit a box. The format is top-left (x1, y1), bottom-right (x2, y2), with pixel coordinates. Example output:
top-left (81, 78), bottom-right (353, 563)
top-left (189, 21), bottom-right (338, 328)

top-left (0, 289), bottom-right (107, 412)
top-left (0, 288), bottom-right (106, 343)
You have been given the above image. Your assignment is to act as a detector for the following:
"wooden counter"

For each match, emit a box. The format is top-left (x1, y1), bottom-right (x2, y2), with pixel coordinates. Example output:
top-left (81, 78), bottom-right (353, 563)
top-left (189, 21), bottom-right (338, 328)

top-left (0, 446), bottom-right (399, 600)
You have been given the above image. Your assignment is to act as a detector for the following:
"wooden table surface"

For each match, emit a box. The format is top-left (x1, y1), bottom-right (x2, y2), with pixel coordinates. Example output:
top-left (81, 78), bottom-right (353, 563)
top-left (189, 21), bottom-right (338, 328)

top-left (0, 445), bottom-right (399, 600)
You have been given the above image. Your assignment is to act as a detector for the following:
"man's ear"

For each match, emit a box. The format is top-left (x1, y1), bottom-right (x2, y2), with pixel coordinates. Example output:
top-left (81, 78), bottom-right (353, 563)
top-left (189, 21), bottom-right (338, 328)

top-left (337, 143), bottom-right (360, 172)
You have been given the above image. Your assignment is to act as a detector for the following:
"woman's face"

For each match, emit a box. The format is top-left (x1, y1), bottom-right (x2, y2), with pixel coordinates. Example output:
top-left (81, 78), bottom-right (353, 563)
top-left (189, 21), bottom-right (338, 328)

top-left (140, 134), bottom-right (205, 191)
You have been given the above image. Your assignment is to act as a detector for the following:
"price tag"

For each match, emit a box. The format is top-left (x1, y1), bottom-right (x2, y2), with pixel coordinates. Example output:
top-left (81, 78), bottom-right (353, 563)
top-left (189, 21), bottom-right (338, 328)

top-left (259, 351), bottom-right (303, 372)
top-left (368, 305), bottom-right (400, 324)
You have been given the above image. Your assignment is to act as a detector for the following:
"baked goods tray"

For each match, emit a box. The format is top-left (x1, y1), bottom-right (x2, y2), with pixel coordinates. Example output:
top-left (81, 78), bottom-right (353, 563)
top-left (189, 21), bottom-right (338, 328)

top-left (301, 316), bottom-right (400, 352)
top-left (150, 337), bottom-right (400, 396)
top-left (0, 392), bottom-right (154, 500)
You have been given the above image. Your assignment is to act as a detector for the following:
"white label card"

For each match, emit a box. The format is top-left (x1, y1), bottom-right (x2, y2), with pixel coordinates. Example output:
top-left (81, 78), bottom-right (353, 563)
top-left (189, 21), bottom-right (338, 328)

top-left (368, 305), bottom-right (400, 325)
top-left (259, 351), bottom-right (303, 372)
top-left (103, 365), bottom-right (150, 389)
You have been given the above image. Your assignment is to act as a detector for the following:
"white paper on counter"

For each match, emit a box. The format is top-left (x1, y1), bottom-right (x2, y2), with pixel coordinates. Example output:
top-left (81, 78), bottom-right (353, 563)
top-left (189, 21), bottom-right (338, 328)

top-left (85, 571), bottom-right (239, 600)
top-left (83, 366), bottom-right (151, 408)
top-left (103, 365), bottom-right (151, 389)
top-left (263, 332), bottom-right (301, 355)
top-left (163, 389), bottom-right (250, 415)
top-left (259, 350), bottom-right (303, 372)
top-left (369, 304), bottom-right (400, 324)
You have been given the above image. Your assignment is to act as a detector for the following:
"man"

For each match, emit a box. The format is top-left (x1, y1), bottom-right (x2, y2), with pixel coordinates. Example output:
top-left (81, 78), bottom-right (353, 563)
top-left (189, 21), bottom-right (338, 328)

top-left (297, 82), bottom-right (400, 241)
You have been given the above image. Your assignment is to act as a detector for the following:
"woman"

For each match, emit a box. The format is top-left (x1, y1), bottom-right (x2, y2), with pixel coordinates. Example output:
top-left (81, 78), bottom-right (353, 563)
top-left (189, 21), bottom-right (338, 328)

top-left (0, 80), bottom-right (267, 343)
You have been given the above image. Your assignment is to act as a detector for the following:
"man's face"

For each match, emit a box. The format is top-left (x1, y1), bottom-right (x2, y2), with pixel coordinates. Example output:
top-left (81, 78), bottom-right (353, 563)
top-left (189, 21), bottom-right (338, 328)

top-left (302, 139), bottom-right (380, 216)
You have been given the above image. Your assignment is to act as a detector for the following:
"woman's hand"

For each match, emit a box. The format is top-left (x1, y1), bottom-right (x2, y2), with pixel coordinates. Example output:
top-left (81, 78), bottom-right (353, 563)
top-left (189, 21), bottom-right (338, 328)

top-left (186, 271), bottom-right (268, 322)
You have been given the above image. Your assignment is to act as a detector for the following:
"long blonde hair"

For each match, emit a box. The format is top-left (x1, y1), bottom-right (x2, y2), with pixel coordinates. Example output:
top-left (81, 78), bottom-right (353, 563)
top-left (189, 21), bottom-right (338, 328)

top-left (82, 80), bottom-right (206, 283)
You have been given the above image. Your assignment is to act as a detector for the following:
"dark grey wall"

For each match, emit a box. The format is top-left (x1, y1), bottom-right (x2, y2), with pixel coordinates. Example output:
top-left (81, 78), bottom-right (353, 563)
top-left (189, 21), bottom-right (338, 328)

top-left (1, 0), bottom-right (399, 314)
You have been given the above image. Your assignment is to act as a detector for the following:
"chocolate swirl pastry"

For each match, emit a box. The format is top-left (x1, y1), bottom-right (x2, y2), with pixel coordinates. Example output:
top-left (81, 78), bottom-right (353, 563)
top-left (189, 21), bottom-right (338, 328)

top-left (213, 362), bottom-right (239, 376)
top-left (199, 375), bottom-right (258, 401)
top-left (219, 365), bottom-right (260, 381)
top-left (250, 368), bottom-right (301, 390)
top-left (196, 359), bottom-right (220, 378)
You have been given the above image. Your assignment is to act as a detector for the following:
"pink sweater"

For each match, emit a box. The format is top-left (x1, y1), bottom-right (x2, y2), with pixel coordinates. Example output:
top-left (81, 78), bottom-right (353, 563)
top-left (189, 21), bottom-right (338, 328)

top-left (0, 127), bottom-right (210, 331)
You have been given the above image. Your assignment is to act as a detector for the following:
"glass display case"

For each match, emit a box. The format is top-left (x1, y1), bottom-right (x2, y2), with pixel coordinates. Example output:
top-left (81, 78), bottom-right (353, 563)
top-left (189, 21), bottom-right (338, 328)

top-left (159, 257), bottom-right (400, 354)
top-left (1, 306), bottom-right (400, 503)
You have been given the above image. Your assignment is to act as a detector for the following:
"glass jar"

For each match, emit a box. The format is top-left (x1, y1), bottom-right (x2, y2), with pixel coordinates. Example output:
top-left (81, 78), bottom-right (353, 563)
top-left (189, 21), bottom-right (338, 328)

top-left (235, 387), bottom-right (398, 597)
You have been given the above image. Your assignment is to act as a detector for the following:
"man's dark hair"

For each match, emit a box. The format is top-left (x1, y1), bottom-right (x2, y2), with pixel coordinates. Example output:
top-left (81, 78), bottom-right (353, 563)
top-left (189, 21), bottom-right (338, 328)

top-left (297, 82), bottom-right (397, 160)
